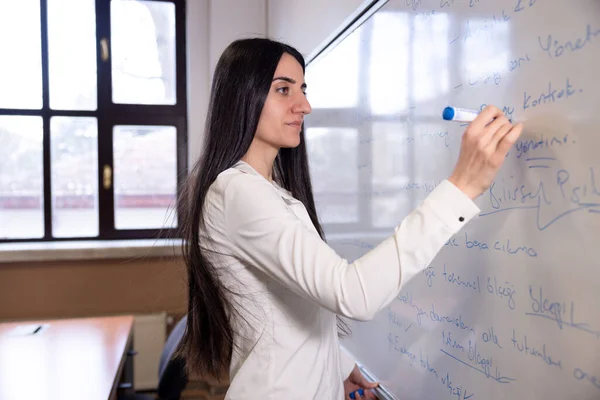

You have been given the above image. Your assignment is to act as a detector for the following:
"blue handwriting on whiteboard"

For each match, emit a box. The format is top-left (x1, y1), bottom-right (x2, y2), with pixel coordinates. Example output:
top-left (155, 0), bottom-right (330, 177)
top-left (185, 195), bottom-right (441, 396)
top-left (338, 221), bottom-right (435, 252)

top-left (416, 9), bottom-right (437, 19)
top-left (396, 345), bottom-right (475, 400)
top-left (445, 237), bottom-right (459, 247)
top-left (390, 337), bottom-right (476, 400)
top-left (440, 348), bottom-right (515, 384)
top-left (363, 181), bottom-right (442, 197)
top-left (387, 332), bottom-right (418, 364)
top-left (420, 131), bottom-right (449, 147)
top-left (446, 0), bottom-right (540, 54)
top-left (464, 231), bottom-right (538, 257)
top-left (509, 53), bottom-right (530, 71)
top-left (464, 18), bottom-right (504, 42)
top-left (514, 0), bottom-right (536, 12)
top-left (442, 330), bottom-right (466, 352)
top-left (397, 292), bottom-right (428, 325)
top-left (464, 232), bottom-right (488, 251)
top-left (423, 266), bottom-right (435, 287)
top-left (455, 0), bottom-right (534, 44)
top-left (399, 181), bottom-right (440, 193)
top-left (487, 276), bottom-right (516, 310)
top-left (468, 340), bottom-right (493, 377)
top-left (523, 77), bottom-right (581, 110)
top-left (406, 0), bottom-right (422, 11)
top-left (442, 263), bottom-right (481, 293)
top-left (469, 71), bottom-right (501, 87)
top-left (430, 304), bottom-right (476, 334)
top-left (481, 167), bottom-right (600, 230)
top-left (527, 285), bottom-right (600, 338)
top-left (429, 263), bottom-right (516, 310)
top-left (511, 329), bottom-right (562, 369)
top-left (479, 104), bottom-right (515, 122)
top-left (558, 167), bottom-right (600, 204)
top-left (514, 133), bottom-right (572, 159)
top-left (482, 326), bottom-right (503, 349)
top-left (487, 178), bottom-right (550, 211)
top-left (440, 371), bottom-right (475, 400)
top-left (497, 9), bottom-right (511, 22)
top-left (539, 23), bottom-right (600, 59)
top-left (388, 309), bottom-right (413, 333)
top-left (574, 368), bottom-right (600, 392)
top-left (493, 238), bottom-right (538, 257)
top-left (467, 52), bottom-right (529, 88)
top-left (422, 350), bottom-right (475, 400)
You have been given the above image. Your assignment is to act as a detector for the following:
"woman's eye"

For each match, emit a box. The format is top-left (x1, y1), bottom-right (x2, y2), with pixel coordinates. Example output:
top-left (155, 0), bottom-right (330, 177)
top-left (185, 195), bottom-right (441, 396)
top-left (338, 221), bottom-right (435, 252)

top-left (277, 87), bottom-right (289, 95)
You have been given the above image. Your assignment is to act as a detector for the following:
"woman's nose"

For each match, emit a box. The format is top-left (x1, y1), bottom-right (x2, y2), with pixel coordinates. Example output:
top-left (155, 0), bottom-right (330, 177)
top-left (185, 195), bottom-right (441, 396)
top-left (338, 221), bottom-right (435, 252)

top-left (293, 93), bottom-right (312, 115)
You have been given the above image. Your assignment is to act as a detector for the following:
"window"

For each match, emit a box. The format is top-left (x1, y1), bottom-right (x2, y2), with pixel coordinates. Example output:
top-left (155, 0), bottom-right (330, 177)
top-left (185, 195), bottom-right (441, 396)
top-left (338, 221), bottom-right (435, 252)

top-left (305, 5), bottom-right (453, 237)
top-left (0, 0), bottom-right (187, 242)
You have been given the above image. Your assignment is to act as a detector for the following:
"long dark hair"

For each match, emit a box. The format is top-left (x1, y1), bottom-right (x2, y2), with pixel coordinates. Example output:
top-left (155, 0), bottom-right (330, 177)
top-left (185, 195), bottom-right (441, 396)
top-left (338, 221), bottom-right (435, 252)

top-left (177, 38), bottom-right (330, 379)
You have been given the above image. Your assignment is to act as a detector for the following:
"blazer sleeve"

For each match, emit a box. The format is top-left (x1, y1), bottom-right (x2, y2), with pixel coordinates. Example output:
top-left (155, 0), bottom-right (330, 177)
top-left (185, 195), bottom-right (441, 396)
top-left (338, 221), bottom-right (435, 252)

top-left (223, 173), bottom-right (479, 321)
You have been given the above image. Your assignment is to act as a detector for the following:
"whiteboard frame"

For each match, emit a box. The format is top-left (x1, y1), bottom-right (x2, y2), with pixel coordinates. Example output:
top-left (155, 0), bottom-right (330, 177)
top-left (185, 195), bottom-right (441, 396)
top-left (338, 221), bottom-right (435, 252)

top-left (306, 0), bottom-right (388, 65)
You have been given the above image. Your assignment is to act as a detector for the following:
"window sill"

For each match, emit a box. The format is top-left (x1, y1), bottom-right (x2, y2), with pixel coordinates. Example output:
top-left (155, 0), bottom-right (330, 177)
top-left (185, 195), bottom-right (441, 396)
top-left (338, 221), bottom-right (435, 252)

top-left (0, 239), bottom-right (183, 264)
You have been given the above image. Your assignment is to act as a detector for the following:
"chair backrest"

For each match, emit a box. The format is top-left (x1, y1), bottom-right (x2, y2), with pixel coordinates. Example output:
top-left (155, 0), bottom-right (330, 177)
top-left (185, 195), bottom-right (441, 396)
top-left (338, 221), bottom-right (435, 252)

top-left (157, 315), bottom-right (188, 400)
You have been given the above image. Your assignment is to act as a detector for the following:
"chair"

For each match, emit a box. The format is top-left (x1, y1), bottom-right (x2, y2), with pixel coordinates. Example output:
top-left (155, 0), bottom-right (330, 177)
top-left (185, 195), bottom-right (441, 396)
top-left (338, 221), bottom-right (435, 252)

top-left (120, 315), bottom-right (188, 400)
top-left (156, 315), bottom-right (188, 400)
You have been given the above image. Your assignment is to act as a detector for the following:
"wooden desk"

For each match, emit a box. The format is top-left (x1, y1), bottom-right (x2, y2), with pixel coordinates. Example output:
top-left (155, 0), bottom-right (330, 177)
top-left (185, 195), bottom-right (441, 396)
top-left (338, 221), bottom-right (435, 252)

top-left (0, 315), bottom-right (134, 400)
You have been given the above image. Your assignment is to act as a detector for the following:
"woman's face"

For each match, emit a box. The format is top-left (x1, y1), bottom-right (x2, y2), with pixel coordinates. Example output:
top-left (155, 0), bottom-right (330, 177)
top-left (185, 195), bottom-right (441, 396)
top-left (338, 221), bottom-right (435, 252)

top-left (254, 53), bottom-right (312, 150)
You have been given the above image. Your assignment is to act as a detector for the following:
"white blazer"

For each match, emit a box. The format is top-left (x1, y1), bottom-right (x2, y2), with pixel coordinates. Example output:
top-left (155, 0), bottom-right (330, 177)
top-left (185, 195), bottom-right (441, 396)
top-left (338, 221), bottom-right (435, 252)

top-left (200, 160), bottom-right (479, 399)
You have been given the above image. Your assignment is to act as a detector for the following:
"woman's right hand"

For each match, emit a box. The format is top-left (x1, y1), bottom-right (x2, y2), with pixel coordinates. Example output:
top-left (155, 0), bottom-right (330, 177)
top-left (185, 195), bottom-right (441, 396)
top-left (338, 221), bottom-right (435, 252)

top-left (448, 105), bottom-right (524, 200)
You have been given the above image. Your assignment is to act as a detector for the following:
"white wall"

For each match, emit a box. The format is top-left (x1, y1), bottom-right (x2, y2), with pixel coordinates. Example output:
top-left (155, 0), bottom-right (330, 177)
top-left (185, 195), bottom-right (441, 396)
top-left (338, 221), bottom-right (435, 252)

top-left (186, 0), bottom-right (210, 167)
top-left (209, 0), bottom-right (267, 76)
top-left (186, 0), bottom-right (267, 166)
top-left (267, 0), bottom-right (367, 58)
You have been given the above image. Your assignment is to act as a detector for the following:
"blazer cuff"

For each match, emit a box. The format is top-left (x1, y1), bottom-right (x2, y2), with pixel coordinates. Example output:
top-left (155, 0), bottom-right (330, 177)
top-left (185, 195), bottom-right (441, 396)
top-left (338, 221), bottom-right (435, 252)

top-left (422, 180), bottom-right (480, 232)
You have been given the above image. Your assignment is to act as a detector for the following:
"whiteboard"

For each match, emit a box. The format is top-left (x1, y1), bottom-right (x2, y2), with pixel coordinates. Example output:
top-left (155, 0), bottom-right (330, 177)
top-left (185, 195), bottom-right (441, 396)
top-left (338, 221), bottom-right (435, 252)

top-left (304, 0), bottom-right (600, 399)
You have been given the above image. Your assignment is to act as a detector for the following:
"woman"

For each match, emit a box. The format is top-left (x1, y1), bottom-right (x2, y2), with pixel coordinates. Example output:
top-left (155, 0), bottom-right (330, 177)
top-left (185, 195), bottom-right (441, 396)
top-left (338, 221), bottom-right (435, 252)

top-left (178, 38), bottom-right (522, 399)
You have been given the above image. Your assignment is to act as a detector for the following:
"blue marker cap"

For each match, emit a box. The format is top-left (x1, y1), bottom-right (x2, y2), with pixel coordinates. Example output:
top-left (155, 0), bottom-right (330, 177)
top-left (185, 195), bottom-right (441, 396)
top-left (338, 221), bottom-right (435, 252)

top-left (350, 392), bottom-right (355, 399)
top-left (442, 106), bottom-right (455, 121)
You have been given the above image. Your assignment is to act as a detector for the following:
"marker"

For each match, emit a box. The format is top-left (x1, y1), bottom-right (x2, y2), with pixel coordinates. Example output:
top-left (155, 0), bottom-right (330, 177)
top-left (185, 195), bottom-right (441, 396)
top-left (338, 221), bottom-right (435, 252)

top-left (442, 106), bottom-right (479, 122)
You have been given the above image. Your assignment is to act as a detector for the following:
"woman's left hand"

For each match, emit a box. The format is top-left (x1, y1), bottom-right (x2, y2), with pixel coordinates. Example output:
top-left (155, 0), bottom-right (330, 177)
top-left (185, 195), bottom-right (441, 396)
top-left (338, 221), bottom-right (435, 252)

top-left (344, 364), bottom-right (379, 399)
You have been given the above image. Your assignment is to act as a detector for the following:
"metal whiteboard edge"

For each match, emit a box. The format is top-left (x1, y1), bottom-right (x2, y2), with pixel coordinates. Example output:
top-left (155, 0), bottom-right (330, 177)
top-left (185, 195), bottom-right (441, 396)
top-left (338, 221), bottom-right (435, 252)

top-left (306, 0), bottom-right (388, 65)
top-left (357, 364), bottom-right (398, 400)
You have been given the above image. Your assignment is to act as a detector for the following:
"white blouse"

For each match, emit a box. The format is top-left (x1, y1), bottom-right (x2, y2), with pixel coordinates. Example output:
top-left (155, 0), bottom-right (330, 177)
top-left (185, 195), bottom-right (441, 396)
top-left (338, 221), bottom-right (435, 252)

top-left (200, 160), bottom-right (480, 399)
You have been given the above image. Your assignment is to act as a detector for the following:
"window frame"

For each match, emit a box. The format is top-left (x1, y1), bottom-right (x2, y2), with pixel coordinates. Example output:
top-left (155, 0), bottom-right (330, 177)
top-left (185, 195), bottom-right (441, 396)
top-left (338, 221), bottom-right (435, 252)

top-left (305, 0), bottom-right (453, 237)
top-left (0, 0), bottom-right (187, 243)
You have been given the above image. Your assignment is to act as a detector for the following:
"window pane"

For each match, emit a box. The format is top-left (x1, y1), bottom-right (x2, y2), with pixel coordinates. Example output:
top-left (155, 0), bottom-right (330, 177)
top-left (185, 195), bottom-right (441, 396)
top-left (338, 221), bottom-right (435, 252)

top-left (305, 29), bottom-right (360, 109)
top-left (111, 0), bottom-right (176, 105)
top-left (412, 122), bottom-right (453, 183)
top-left (369, 11), bottom-right (410, 115)
top-left (0, 117), bottom-right (44, 239)
top-left (51, 117), bottom-right (98, 238)
top-left (48, 0), bottom-right (98, 110)
top-left (413, 13), bottom-right (449, 103)
top-left (371, 122), bottom-right (411, 228)
top-left (462, 18), bottom-right (510, 85)
top-left (0, 1), bottom-right (43, 109)
top-left (113, 125), bottom-right (177, 230)
top-left (306, 127), bottom-right (359, 224)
